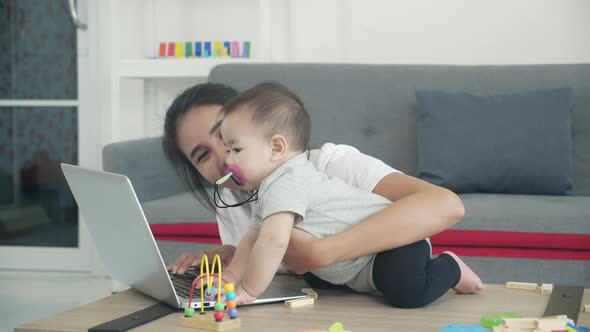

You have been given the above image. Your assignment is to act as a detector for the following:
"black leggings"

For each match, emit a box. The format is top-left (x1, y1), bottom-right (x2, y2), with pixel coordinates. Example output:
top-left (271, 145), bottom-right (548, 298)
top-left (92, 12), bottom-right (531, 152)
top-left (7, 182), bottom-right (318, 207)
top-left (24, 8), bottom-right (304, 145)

top-left (303, 240), bottom-right (460, 308)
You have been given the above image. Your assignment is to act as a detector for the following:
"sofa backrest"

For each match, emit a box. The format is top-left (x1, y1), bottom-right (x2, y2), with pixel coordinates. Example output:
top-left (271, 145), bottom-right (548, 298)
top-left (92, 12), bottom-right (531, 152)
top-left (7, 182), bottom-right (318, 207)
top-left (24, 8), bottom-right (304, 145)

top-left (210, 63), bottom-right (590, 195)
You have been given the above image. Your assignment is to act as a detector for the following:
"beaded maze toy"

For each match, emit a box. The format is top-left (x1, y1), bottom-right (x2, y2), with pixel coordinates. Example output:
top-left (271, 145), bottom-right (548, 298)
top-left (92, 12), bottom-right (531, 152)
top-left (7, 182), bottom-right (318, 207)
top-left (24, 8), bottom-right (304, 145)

top-left (179, 254), bottom-right (241, 331)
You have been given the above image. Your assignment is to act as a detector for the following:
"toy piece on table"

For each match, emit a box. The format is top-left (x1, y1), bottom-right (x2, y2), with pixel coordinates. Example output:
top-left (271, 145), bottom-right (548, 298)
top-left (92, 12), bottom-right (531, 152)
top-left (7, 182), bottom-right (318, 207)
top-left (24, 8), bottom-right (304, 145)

top-left (231, 41), bottom-right (240, 57)
top-left (567, 322), bottom-right (590, 332)
top-left (297, 322), bottom-right (350, 332)
top-left (179, 254), bottom-right (240, 331)
top-left (301, 288), bottom-right (318, 299)
top-left (185, 42), bottom-right (192, 57)
top-left (480, 313), bottom-right (522, 328)
top-left (285, 296), bottom-right (315, 308)
top-left (536, 317), bottom-right (574, 330)
top-left (242, 41), bottom-right (250, 58)
top-left (439, 324), bottom-right (488, 332)
top-left (503, 318), bottom-right (536, 329)
top-left (540, 283), bottom-right (553, 295)
top-left (326, 322), bottom-right (350, 332)
top-left (584, 304), bottom-right (590, 312)
top-left (167, 42), bottom-right (175, 57)
top-left (506, 281), bottom-right (538, 290)
top-left (489, 316), bottom-right (575, 332)
top-left (159, 43), bottom-right (166, 57)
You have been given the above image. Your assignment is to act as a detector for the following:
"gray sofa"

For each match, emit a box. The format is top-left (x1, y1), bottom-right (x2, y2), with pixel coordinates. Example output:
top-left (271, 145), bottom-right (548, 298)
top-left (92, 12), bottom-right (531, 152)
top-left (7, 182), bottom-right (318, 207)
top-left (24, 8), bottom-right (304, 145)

top-left (103, 64), bottom-right (590, 286)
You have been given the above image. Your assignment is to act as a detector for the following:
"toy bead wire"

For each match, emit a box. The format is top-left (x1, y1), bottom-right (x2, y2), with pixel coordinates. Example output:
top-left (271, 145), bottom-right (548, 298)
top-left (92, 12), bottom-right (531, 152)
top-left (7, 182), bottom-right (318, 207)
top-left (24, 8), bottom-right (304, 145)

top-left (186, 253), bottom-right (229, 312)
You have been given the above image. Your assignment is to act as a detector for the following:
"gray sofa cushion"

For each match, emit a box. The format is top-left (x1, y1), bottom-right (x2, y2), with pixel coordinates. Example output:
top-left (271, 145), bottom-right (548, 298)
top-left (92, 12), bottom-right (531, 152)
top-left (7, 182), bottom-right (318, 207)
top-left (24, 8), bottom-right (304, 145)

top-left (209, 63), bottom-right (590, 195)
top-left (455, 193), bottom-right (590, 234)
top-left (142, 192), bottom-right (215, 224)
top-left (416, 88), bottom-right (574, 195)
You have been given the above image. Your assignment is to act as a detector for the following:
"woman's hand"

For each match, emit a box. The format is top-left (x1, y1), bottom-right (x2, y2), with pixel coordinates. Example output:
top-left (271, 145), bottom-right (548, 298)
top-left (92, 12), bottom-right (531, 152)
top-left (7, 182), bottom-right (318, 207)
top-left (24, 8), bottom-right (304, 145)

top-left (167, 245), bottom-right (236, 275)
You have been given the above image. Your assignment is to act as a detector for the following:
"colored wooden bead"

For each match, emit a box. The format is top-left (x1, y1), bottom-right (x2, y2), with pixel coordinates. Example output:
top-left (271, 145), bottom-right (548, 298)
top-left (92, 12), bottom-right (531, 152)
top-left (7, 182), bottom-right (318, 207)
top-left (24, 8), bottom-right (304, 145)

top-left (224, 283), bottom-right (235, 293)
top-left (214, 311), bottom-right (224, 321)
top-left (225, 291), bottom-right (235, 300)
top-left (228, 308), bottom-right (238, 318)
top-left (226, 300), bottom-right (236, 309)
top-left (214, 301), bottom-right (225, 311)
top-left (184, 307), bottom-right (195, 317)
top-left (204, 287), bottom-right (217, 301)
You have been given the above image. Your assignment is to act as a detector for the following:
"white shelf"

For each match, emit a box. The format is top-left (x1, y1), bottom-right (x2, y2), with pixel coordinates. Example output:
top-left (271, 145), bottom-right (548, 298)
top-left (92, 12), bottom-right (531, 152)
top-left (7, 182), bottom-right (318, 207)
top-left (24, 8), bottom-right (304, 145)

top-left (118, 58), bottom-right (271, 78)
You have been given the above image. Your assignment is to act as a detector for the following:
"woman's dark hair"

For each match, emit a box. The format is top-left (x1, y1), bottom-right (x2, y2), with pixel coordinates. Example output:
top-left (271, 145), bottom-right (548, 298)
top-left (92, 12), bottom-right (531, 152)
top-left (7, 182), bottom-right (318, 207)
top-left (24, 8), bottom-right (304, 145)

top-left (162, 83), bottom-right (239, 212)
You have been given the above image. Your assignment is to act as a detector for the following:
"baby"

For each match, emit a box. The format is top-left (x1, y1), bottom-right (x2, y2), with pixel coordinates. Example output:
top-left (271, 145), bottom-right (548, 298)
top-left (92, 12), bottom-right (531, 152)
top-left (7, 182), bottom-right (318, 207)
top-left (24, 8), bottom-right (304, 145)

top-left (218, 81), bottom-right (483, 307)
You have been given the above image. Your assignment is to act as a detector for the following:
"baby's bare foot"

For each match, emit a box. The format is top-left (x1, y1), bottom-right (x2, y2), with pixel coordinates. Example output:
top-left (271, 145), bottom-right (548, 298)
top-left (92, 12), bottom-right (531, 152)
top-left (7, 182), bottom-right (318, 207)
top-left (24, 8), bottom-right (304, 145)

top-left (442, 251), bottom-right (484, 294)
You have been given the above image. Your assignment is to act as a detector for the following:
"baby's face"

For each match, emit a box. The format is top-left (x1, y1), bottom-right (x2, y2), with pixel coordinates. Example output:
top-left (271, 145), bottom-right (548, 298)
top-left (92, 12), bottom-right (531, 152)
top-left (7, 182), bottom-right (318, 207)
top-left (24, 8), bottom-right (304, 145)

top-left (219, 109), bottom-right (275, 190)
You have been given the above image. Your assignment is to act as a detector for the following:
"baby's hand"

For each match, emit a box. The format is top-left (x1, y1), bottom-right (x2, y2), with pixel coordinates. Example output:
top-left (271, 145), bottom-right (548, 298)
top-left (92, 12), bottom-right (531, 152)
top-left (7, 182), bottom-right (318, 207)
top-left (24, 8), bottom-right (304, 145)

top-left (222, 270), bottom-right (238, 285)
top-left (234, 284), bottom-right (257, 305)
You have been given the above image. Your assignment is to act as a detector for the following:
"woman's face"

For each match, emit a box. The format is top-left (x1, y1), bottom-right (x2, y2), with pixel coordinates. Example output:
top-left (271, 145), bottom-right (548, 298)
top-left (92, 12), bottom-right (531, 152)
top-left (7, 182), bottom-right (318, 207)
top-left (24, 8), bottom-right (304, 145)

top-left (176, 104), bottom-right (240, 190)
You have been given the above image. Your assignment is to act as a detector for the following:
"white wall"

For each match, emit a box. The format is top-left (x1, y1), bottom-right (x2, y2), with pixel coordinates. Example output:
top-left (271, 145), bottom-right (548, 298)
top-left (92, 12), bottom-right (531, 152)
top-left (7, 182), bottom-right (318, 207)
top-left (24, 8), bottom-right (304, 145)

top-left (95, 0), bottom-right (590, 145)
top-left (290, 0), bottom-right (590, 64)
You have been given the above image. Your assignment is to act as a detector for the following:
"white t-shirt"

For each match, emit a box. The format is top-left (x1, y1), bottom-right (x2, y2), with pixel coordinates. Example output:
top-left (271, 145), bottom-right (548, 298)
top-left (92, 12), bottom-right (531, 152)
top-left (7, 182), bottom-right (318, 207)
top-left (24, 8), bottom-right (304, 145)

top-left (216, 143), bottom-right (399, 246)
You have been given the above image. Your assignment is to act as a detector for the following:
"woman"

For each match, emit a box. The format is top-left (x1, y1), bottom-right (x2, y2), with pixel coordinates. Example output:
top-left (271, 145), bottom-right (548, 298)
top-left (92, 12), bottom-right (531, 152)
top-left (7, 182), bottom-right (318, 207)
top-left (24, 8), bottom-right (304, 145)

top-left (163, 83), bottom-right (465, 281)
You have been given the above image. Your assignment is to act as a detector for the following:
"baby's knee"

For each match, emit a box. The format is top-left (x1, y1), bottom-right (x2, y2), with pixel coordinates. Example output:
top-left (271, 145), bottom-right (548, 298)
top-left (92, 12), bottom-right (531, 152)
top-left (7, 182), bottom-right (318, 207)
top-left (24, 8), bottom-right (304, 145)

top-left (383, 291), bottom-right (433, 309)
top-left (380, 285), bottom-right (434, 309)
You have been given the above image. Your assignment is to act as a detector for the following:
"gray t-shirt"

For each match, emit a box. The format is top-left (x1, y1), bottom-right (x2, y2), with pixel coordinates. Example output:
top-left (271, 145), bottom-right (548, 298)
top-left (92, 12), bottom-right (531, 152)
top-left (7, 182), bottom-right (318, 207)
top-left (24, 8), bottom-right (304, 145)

top-left (251, 153), bottom-right (392, 292)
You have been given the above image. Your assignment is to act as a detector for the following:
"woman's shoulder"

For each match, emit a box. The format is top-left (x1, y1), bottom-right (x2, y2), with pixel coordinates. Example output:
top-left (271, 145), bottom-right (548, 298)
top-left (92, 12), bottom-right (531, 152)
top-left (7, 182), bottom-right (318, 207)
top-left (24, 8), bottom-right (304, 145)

top-left (309, 142), bottom-right (401, 191)
top-left (308, 143), bottom-right (360, 170)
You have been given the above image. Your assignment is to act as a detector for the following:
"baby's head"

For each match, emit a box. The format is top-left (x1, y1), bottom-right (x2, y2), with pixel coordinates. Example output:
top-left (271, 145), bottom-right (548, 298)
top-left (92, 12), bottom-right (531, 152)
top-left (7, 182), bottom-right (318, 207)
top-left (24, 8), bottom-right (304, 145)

top-left (219, 81), bottom-right (311, 190)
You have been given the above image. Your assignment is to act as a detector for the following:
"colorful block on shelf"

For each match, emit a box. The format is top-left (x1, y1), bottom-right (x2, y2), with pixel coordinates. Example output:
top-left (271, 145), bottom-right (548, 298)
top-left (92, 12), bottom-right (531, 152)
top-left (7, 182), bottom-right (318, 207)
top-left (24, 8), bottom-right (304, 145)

top-left (204, 42), bottom-right (212, 58)
top-left (175, 42), bottom-right (184, 58)
top-left (213, 41), bottom-right (222, 57)
top-left (185, 42), bottom-right (192, 57)
top-left (195, 42), bottom-right (202, 57)
top-left (167, 42), bottom-right (175, 57)
top-left (223, 41), bottom-right (231, 57)
top-left (231, 41), bottom-right (239, 57)
top-left (242, 41), bottom-right (250, 58)
top-left (159, 43), bottom-right (166, 57)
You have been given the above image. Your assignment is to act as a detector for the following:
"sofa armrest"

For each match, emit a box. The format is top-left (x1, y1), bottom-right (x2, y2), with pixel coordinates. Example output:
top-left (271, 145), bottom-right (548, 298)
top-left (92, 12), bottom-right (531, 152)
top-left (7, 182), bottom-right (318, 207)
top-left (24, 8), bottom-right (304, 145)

top-left (102, 136), bottom-right (186, 202)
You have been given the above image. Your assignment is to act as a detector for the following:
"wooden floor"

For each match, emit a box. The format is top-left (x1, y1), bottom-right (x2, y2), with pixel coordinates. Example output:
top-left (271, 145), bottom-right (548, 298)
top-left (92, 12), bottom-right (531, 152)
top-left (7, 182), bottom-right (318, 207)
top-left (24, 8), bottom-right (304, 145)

top-left (15, 276), bottom-right (590, 332)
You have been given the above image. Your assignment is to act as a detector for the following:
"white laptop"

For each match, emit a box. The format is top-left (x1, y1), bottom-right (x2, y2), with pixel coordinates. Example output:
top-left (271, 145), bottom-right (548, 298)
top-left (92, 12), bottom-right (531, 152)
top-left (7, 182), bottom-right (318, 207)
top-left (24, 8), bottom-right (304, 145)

top-left (61, 163), bottom-right (306, 309)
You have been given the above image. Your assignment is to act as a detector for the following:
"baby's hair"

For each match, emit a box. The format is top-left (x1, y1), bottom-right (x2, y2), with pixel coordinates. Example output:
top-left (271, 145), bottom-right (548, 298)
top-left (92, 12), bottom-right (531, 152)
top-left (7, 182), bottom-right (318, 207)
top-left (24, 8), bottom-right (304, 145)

top-left (222, 81), bottom-right (311, 152)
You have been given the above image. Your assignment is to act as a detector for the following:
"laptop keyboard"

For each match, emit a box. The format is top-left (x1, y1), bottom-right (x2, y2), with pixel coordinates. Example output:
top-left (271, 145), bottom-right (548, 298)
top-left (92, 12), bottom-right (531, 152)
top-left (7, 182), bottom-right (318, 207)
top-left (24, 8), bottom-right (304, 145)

top-left (169, 272), bottom-right (198, 298)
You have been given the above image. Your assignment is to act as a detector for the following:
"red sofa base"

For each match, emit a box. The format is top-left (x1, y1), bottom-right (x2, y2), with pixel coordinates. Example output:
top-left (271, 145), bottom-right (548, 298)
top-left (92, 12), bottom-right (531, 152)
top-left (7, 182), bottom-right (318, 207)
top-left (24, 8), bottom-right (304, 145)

top-left (150, 224), bottom-right (590, 261)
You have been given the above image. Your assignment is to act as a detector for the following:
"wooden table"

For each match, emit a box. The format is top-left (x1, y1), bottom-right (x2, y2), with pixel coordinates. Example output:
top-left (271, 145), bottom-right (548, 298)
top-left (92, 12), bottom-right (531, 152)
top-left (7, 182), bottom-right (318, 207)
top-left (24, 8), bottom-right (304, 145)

top-left (16, 277), bottom-right (590, 332)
